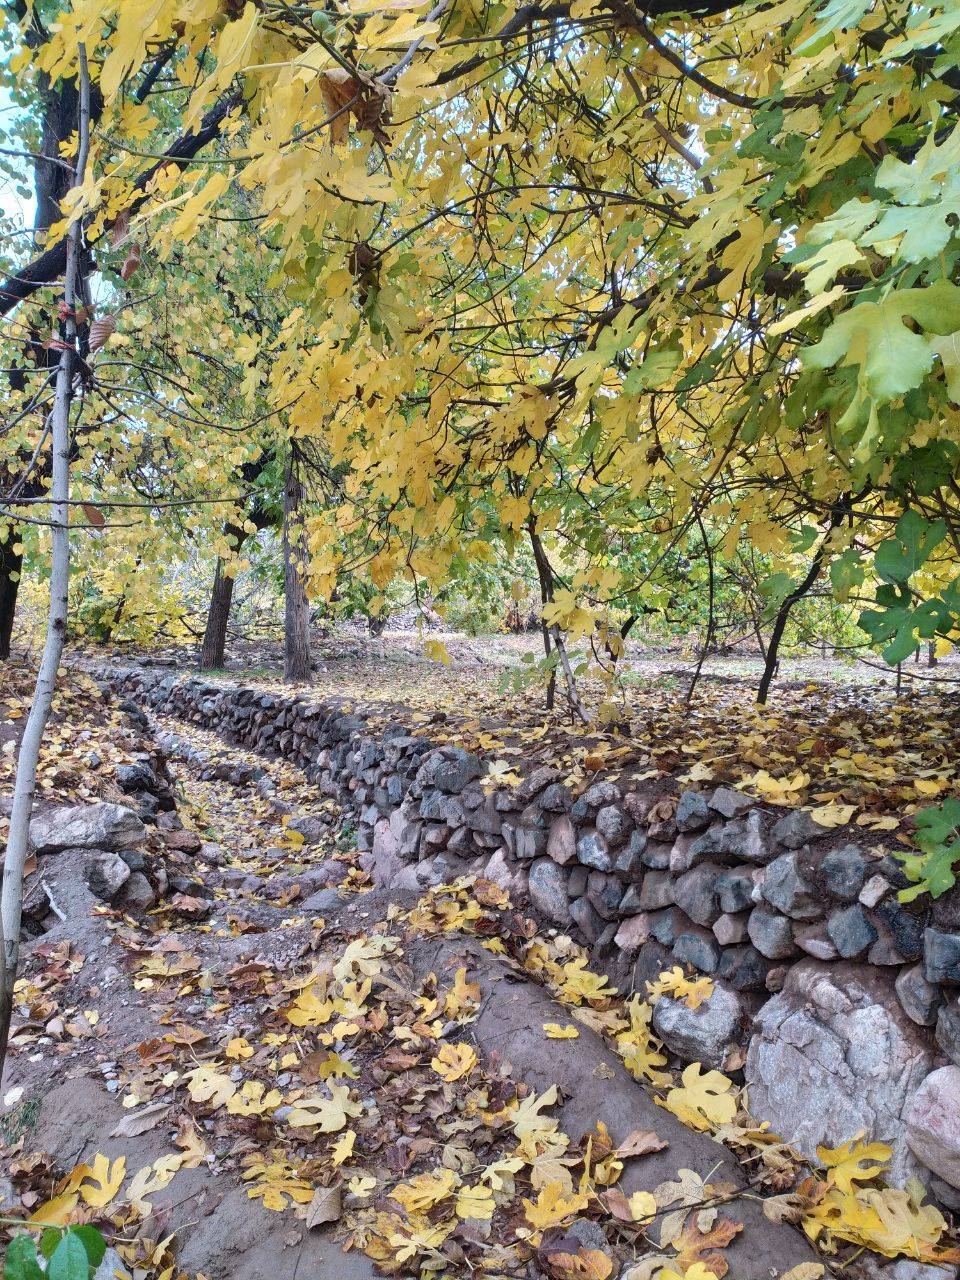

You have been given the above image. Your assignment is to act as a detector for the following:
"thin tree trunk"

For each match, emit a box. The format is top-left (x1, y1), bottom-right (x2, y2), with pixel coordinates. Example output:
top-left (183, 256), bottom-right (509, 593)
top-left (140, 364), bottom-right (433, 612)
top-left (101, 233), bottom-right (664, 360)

top-left (756, 499), bottom-right (850, 706)
top-left (283, 451), bottom-right (311, 684)
top-left (200, 522), bottom-right (248, 670)
top-left (527, 520), bottom-right (587, 723)
top-left (0, 530), bottom-right (23, 660)
top-left (0, 47), bottom-right (89, 1075)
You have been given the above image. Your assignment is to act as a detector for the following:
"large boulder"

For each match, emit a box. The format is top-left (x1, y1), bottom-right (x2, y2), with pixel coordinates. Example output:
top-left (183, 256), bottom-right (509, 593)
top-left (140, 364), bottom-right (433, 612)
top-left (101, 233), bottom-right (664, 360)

top-left (745, 961), bottom-right (938, 1185)
top-left (905, 1067), bottom-right (960, 1191)
top-left (30, 802), bottom-right (146, 853)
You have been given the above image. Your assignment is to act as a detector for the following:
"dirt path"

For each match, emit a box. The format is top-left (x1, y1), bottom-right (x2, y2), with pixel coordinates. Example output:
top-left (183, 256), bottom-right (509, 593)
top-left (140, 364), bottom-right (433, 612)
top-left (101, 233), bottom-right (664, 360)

top-left (0, 707), bottom-right (951, 1280)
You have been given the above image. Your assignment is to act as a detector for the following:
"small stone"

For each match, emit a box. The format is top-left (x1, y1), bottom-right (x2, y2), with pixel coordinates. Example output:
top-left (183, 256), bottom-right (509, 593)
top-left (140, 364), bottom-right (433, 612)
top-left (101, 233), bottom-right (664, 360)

top-left (648, 907), bottom-right (683, 948)
top-left (717, 811), bottom-right (771, 864)
top-left (794, 922), bottom-right (837, 961)
top-left (817, 843), bottom-right (868, 902)
top-left (576, 829), bottom-right (612, 872)
top-left (618, 883), bottom-right (641, 913)
top-left (118, 848), bottom-right (146, 872)
top-left (640, 840), bottom-right (671, 870)
top-left (539, 782), bottom-right (572, 812)
top-left (896, 965), bottom-right (942, 1027)
top-left (772, 809), bottom-right (831, 850)
top-left (748, 908), bottom-right (799, 959)
top-left (761, 852), bottom-right (819, 920)
top-left (514, 825), bottom-right (547, 861)
top-left (528, 858), bottom-right (571, 926)
top-left (675, 790), bottom-right (711, 833)
top-left (568, 866), bottom-right (589, 898)
top-left (572, 780), bottom-right (620, 816)
top-left (716, 944), bottom-right (769, 992)
top-left (672, 927), bottom-right (720, 974)
top-left (924, 927), bottom-right (960, 984)
top-left (586, 871), bottom-right (622, 920)
top-left (614, 914), bottom-right (650, 953)
top-left (595, 805), bottom-right (630, 846)
top-left (547, 816), bottom-right (577, 865)
top-left (117, 871), bottom-right (156, 911)
top-left (936, 1000), bottom-right (960, 1067)
top-left (613, 829), bottom-right (646, 875)
top-left (906, 1067), bottom-right (960, 1190)
top-left (875, 897), bottom-right (925, 961)
top-left (652, 983), bottom-right (744, 1069)
top-left (673, 864), bottom-right (721, 927)
top-left (708, 786), bottom-right (753, 819)
top-left (716, 868), bottom-right (754, 914)
top-left (417, 747), bottom-right (483, 794)
top-left (631, 939), bottom-right (675, 992)
top-left (826, 904), bottom-right (878, 958)
top-left (859, 874), bottom-right (891, 909)
top-left (84, 850), bottom-right (131, 901)
top-left (668, 834), bottom-right (698, 874)
top-left (712, 912), bottom-right (748, 946)
top-left (638, 870), bottom-right (675, 911)
top-left (570, 895), bottom-right (604, 943)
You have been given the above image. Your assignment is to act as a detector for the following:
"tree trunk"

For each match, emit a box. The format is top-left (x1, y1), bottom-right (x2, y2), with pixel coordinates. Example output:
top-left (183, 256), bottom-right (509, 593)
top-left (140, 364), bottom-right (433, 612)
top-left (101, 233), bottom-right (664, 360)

top-left (283, 452), bottom-right (312, 684)
top-left (0, 47), bottom-right (89, 1075)
top-left (199, 522), bottom-right (249, 670)
top-left (0, 531), bottom-right (23, 660)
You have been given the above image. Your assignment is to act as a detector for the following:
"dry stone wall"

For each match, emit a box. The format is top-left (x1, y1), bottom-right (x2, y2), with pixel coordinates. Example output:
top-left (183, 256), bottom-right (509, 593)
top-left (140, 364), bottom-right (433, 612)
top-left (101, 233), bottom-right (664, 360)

top-left (105, 661), bottom-right (960, 1206)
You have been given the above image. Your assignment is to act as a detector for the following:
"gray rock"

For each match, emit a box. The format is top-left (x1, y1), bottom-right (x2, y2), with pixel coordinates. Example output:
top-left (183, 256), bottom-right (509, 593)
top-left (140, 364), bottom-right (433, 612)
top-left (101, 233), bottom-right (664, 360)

top-left (672, 927), bottom-right (720, 974)
top-left (572, 780), bottom-right (619, 817)
top-left (772, 809), bottom-right (831, 850)
top-left (673, 864), bottom-right (721, 927)
top-left (818, 843), bottom-right (868, 901)
top-left (614, 914), bottom-right (650, 953)
top-left (539, 782), bottom-right (572, 812)
top-left (116, 761), bottom-right (160, 793)
top-left (640, 840), bottom-right (671, 870)
top-left (31, 802), bottom-right (146, 853)
top-left (747, 908), bottom-right (799, 959)
top-left (652, 982), bottom-right (743, 1069)
top-left (859, 874), bottom-right (892, 909)
top-left (568, 866), bottom-right (589, 898)
top-left (895, 965), bottom-right (942, 1027)
top-left (638, 870), bottom-right (674, 911)
top-left (595, 805), bottom-right (630, 846)
top-left (746, 961), bottom-right (938, 1186)
top-left (576, 829), bottom-right (612, 871)
top-left (300, 886), bottom-right (345, 913)
top-left (716, 944), bottom-right (769, 992)
top-left (924, 927), bottom-right (960, 984)
top-left (547, 815), bottom-right (577, 865)
top-left (905, 1067), bottom-right (960, 1190)
top-left (648, 907), bottom-right (684, 948)
top-left (416, 747), bottom-right (482, 794)
top-left (118, 847), bottom-right (147, 872)
top-left (614, 829), bottom-right (646, 875)
top-left (761, 852), bottom-right (819, 920)
top-left (712, 912), bottom-right (748, 946)
top-left (874, 898), bottom-right (924, 961)
top-left (716, 868), bottom-right (754, 914)
top-left (84, 850), bottom-right (131, 901)
top-left (668, 834), bottom-right (699, 874)
top-left (675, 790), bottom-right (711, 833)
top-left (570, 895), bottom-right (604, 942)
top-left (419, 790), bottom-right (465, 826)
top-left (287, 813), bottom-right (329, 844)
top-left (794, 922), bottom-right (838, 961)
top-left (931, 884), bottom-right (960, 930)
top-left (827, 905), bottom-right (878, 958)
top-left (514, 824), bottom-right (548, 861)
top-left (708, 786), bottom-right (753, 819)
top-left (586, 871), bottom-right (622, 920)
top-left (528, 857), bottom-right (571, 926)
top-left (117, 871), bottom-right (156, 911)
top-left (936, 1000), bottom-right (960, 1066)
top-left (717, 811), bottom-right (771, 864)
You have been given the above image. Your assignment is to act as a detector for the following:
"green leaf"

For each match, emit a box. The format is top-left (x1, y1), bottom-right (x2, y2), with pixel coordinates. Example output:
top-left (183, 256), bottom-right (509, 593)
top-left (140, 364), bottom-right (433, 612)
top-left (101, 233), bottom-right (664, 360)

top-left (804, 281), bottom-right (960, 403)
top-left (47, 1233), bottom-right (89, 1280)
top-left (4, 1236), bottom-right (44, 1280)
top-left (875, 511), bottom-right (947, 582)
top-left (897, 798), bottom-right (960, 901)
top-left (70, 1229), bottom-right (106, 1271)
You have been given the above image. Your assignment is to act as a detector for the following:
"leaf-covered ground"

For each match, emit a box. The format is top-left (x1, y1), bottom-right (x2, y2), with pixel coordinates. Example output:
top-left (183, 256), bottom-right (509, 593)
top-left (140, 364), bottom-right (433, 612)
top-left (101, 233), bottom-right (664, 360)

top-left (2, 684), bottom-right (958, 1280)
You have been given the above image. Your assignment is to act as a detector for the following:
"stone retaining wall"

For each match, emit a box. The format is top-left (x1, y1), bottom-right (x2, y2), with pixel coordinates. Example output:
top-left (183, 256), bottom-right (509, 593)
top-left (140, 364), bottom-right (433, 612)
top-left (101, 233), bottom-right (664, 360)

top-left (105, 661), bottom-right (960, 1209)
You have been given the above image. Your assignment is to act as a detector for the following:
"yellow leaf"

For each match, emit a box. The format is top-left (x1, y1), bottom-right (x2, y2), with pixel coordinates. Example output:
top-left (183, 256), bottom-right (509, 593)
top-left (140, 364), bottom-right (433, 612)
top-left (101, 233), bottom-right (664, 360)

top-left (523, 1181), bottom-right (591, 1231)
top-left (286, 1083), bottom-right (362, 1131)
top-left (661, 1063), bottom-right (738, 1133)
top-left (430, 1041), bottom-right (477, 1082)
top-left (78, 1154), bottom-right (126, 1208)
top-left (456, 1182), bottom-right (495, 1220)
top-left (543, 1023), bottom-right (580, 1039)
